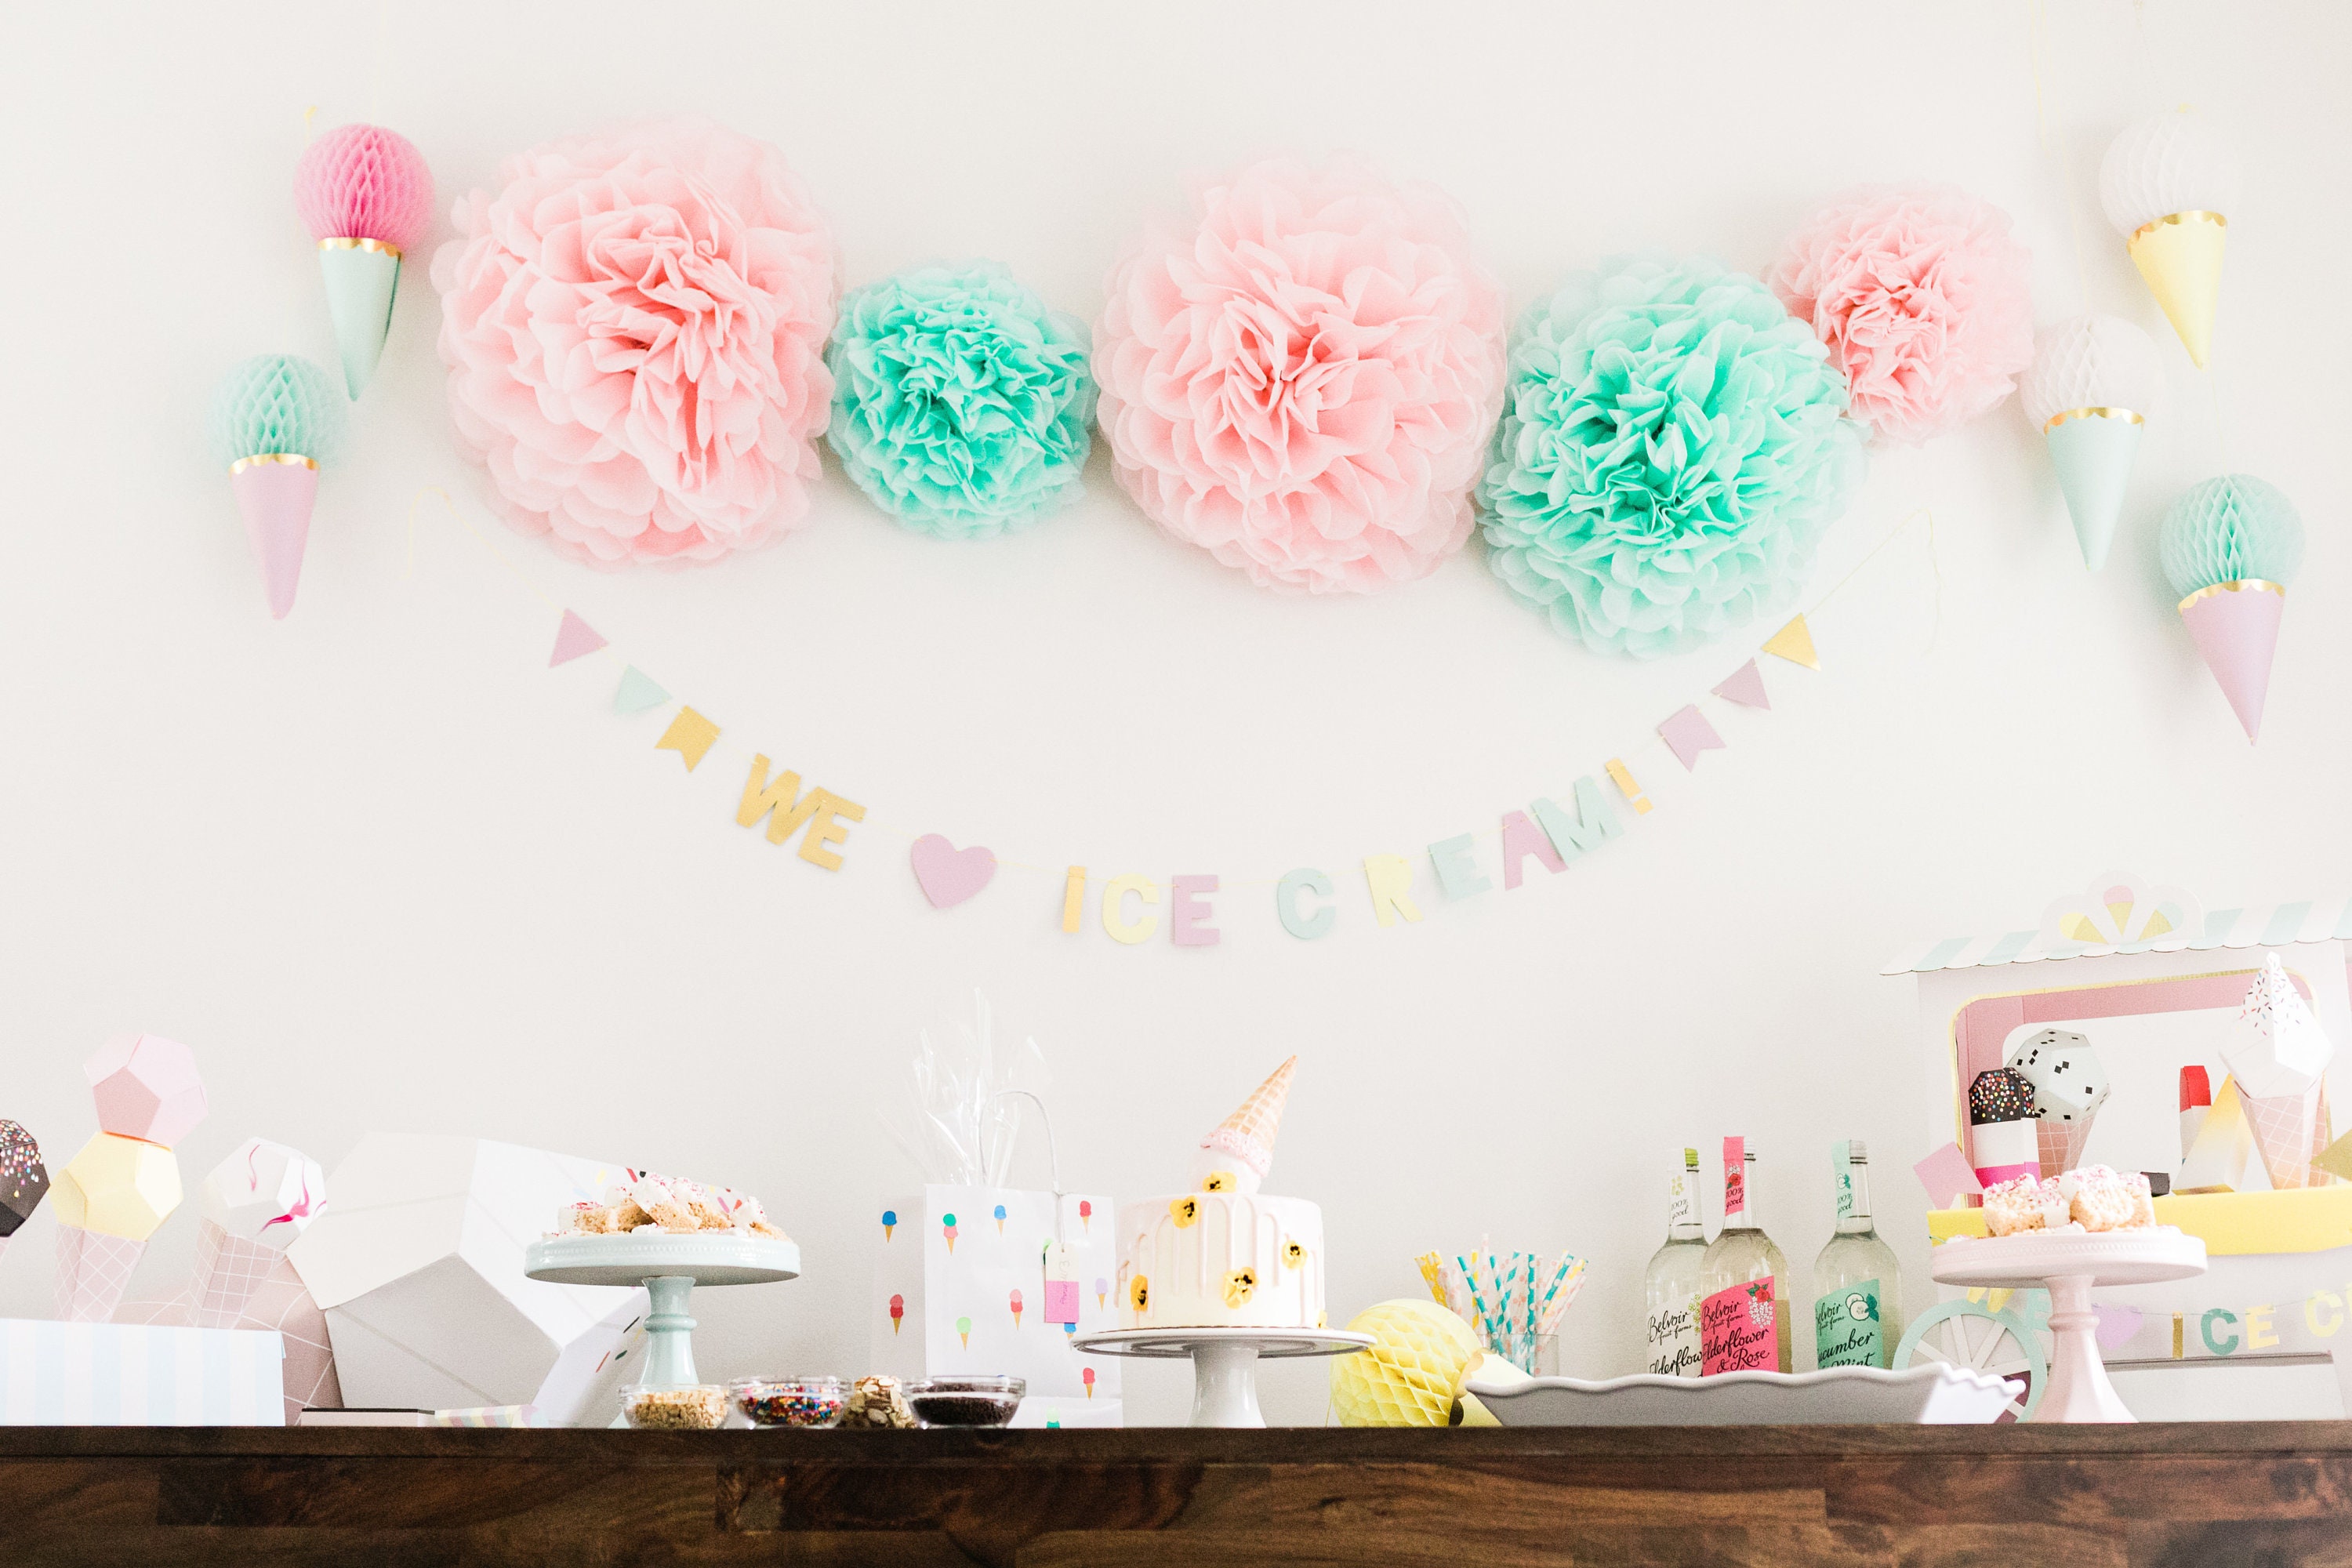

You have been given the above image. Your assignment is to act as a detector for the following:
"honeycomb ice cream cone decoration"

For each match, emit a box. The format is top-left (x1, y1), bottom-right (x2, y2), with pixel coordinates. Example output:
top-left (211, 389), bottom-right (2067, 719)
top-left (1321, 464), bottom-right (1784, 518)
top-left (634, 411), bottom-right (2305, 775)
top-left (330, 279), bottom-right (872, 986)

top-left (2100, 110), bottom-right (2238, 368)
top-left (2019, 315), bottom-right (2165, 571)
top-left (2223, 955), bottom-right (2336, 1189)
top-left (294, 124), bottom-right (434, 398)
top-left (207, 356), bottom-right (348, 619)
top-left (2160, 475), bottom-right (2303, 742)
top-left (1192, 1055), bottom-right (1297, 1196)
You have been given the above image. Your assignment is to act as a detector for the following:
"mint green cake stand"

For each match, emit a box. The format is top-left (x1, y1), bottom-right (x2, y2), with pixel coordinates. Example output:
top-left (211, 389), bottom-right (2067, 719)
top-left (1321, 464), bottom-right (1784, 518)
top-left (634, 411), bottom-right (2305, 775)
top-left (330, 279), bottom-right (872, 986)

top-left (524, 1234), bottom-right (800, 1414)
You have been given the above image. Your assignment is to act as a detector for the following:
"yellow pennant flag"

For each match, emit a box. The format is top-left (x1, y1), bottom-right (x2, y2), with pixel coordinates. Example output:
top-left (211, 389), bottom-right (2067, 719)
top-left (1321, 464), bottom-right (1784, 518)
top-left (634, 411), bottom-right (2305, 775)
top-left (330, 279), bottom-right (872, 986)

top-left (1761, 614), bottom-right (1820, 670)
top-left (655, 706), bottom-right (720, 771)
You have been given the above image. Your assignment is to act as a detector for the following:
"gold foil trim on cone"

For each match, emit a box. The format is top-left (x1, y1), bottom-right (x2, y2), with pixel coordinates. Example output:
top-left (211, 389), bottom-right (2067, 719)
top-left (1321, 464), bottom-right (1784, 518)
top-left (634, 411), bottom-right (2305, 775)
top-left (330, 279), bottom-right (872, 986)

top-left (2177, 579), bottom-right (2285, 613)
top-left (228, 454), bottom-right (319, 475)
top-left (318, 236), bottom-right (404, 260)
top-left (2130, 209), bottom-right (2227, 244)
top-left (2042, 406), bottom-right (2145, 434)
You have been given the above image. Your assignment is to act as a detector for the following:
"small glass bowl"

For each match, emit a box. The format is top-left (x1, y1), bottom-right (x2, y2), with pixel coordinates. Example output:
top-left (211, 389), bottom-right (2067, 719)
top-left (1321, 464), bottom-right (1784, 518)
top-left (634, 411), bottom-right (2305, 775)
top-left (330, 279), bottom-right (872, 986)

top-left (729, 1375), bottom-right (848, 1428)
top-left (902, 1374), bottom-right (1025, 1428)
top-left (618, 1382), bottom-right (728, 1430)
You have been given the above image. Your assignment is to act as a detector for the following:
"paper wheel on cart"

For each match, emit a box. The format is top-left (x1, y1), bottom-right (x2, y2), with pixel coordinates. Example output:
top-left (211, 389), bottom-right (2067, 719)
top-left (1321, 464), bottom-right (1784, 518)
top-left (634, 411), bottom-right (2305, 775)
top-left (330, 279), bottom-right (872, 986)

top-left (1895, 1299), bottom-right (2045, 1422)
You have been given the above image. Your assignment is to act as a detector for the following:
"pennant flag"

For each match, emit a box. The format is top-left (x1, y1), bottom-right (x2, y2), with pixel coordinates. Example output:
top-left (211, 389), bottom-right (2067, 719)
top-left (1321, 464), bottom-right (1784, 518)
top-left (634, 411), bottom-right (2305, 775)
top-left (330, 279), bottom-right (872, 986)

top-left (548, 609), bottom-right (607, 668)
top-left (1761, 614), bottom-right (1820, 670)
top-left (1658, 705), bottom-right (1726, 771)
top-left (655, 706), bottom-right (720, 771)
top-left (1604, 757), bottom-right (1653, 815)
top-left (613, 665), bottom-right (668, 715)
top-left (1712, 659), bottom-right (1771, 710)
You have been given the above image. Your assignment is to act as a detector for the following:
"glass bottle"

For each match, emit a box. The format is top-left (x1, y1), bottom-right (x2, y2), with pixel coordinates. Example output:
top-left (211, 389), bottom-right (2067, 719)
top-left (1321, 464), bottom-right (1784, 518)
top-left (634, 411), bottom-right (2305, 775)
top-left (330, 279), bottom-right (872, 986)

top-left (1641, 1148), bottom-right (1707, 1377)
top-left (1698, 1137), bottom-right (1791, 1374)
top-left (1811, 1139), bottom-right (1904, 1370)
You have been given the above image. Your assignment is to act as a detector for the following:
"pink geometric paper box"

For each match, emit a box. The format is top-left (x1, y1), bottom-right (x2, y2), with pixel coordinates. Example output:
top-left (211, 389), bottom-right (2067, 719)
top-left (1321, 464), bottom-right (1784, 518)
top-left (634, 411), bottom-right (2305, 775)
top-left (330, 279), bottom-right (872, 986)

top-left (85, 1035), bottom-right (208, 1147)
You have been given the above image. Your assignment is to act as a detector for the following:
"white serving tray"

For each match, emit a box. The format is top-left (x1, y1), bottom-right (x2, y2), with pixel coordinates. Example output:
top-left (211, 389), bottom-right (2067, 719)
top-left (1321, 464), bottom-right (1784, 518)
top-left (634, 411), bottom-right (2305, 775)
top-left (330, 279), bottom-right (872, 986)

top-left (1464, 1362), bottom-right (2015, 1426)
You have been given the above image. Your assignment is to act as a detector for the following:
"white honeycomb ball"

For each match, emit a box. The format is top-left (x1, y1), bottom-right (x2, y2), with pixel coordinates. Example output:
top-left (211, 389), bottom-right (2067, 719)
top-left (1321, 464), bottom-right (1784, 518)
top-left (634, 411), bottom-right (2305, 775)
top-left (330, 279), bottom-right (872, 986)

top-left (2100, 110), bottom-right (2240, 234)
top-left (2020, 315), bottom-right (2167, 427)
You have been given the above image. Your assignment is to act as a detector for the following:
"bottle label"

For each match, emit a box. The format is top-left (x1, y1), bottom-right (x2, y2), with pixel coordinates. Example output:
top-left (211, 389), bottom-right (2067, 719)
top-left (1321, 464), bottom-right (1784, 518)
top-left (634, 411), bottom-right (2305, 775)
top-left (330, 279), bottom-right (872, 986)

top-left (1832, 1139), bottom-right (1853, 1221)
top-left (1814, 1278), bottom-right (1884, 1369)
top-left (1722, 1136), bottom-right (1746, 1220)
top-left (1646, 1294), bottom-right (1700, 1377)
top-left (1700, 1277), bottom-right (1777, 1374)
top-left (1666, 1167), bottom-right (1697, 1231)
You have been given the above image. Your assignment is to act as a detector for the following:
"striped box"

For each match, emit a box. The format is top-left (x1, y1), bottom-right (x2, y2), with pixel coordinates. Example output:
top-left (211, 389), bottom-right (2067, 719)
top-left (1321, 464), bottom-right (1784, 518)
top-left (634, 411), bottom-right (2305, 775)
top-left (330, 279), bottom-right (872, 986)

top-left (0, 1319), bottom-right (285, 1425)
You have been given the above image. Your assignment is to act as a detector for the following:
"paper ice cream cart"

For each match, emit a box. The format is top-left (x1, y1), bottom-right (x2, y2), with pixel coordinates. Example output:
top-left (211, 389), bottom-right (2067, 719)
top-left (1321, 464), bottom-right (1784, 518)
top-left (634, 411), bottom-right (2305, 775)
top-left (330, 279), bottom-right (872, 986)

top-left (1885, 873), bottom-right (2352, 1420)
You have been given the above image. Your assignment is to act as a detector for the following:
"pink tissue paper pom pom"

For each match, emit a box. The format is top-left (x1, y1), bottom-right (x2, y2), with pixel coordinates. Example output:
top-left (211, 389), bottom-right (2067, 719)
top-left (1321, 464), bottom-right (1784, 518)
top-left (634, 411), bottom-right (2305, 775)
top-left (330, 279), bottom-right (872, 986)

top-left (294, 123), bottom-right (435, 252)
top-left (1767, 185), bottom-right (2034, 446)
top-left (430, 118), bottom-right (837, 568)
top-left (1094, 158), bottom-right (1507, 593)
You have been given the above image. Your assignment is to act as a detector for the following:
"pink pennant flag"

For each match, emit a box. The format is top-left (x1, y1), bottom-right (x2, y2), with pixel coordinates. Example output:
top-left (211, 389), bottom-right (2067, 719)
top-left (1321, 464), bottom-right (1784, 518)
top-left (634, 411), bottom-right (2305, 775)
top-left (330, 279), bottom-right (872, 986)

top-left (1712, 660), bottom-right (1770, 710)
top-left (549, 610), bottom-right (607, 668)
top-left (1657, 705), bottom-right (1726, 771)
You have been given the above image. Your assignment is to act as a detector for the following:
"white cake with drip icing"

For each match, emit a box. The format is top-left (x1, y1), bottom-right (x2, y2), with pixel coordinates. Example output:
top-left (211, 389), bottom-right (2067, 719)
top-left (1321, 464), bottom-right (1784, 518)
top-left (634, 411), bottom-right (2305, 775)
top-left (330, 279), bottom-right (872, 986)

top-left (1116, 1057), bottom-right (1327, 1330)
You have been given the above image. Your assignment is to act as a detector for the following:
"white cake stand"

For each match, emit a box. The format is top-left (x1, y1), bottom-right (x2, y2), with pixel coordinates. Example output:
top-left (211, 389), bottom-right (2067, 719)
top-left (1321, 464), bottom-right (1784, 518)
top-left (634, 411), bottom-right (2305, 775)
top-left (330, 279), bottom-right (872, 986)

top-left (1931, 1229), bottom-right (2205, 1423)
top-left (1074, 1327), bottom-right (1373, 1428)
top-left (524, 1233), bottom-right (800, 1396)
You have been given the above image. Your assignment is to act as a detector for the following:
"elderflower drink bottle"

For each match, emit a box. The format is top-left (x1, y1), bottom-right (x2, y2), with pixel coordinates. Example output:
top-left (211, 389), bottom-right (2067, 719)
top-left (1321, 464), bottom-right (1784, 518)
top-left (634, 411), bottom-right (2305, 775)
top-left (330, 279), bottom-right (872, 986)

top-left (1642, 1148), bottom-right (1707, 1376)
top-left (1698, 1138), bottom-right (1791, 1374)
top-left (1811, 1140), bottom-right (1904, 1370)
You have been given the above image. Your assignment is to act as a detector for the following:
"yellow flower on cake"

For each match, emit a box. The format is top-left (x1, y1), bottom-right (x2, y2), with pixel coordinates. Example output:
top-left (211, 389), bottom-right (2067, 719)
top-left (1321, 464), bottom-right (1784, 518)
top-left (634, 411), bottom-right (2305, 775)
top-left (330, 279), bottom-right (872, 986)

top-left (1224, 1268), bottom-right (1258, 1308)
top-left (1169, 1196), bottom-right (1199, 1227)
top-left (1130, 1275), bottom-right (1150, 1312)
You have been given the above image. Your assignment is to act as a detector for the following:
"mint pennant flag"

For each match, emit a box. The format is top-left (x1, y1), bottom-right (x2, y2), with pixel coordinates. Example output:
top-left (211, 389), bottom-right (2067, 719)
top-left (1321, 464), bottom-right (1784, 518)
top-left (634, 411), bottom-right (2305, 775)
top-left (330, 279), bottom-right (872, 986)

top-left (613, 665), bottom-right (669, 715)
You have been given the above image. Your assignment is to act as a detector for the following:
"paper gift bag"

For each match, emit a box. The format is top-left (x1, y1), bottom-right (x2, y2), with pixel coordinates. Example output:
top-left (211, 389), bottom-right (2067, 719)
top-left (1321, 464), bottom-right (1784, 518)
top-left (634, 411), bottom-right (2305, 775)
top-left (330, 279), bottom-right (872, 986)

top-left (0, 1319), bottom-right (285, 1425)
top-left (873, 1185), bottom-right (1120, 1421)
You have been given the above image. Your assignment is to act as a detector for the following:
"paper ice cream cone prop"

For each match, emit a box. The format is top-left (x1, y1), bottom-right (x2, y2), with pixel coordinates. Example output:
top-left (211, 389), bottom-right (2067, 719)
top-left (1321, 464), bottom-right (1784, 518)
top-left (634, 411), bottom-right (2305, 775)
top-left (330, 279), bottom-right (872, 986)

top-left (55, 1225), bottom-right (145, 1322)
top-left (318, 241), bottom-right (403, 397)
top-left (229, 458), bottom-right (320, 620)
top-left (2036, 1118), bottom-right (2093, 1180)
top-left (2129, 214), bottom-right (2226, 368)
top-left (2179, 580), bottom-right (2285, 741)
top-left (2044, 410), bottom-right (2143, 571)
top-left (190, 1218), bottom-right (287, 1328)
top-left (2244, 1086), bottom-right (2325, 1190)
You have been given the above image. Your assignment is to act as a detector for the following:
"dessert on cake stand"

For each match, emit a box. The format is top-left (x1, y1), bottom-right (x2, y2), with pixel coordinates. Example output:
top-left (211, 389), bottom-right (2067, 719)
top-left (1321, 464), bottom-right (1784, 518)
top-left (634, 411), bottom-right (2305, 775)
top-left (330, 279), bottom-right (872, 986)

top-left (524, 1232), bottom-right (800, 1405)
top-left (1930, 1229), bottom-right (2205, 1422)
top-left (1073, 1326), bottom-right (1372, 1427)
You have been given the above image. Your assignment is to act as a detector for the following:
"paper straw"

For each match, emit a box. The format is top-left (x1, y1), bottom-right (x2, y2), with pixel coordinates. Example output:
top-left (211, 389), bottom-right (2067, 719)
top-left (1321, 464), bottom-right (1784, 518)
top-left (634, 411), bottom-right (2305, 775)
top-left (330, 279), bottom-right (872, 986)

top-left (1457, 1254), bottom-right (1494, 1343)
top-left (1414, 1251), bottom-right (1447, 1307)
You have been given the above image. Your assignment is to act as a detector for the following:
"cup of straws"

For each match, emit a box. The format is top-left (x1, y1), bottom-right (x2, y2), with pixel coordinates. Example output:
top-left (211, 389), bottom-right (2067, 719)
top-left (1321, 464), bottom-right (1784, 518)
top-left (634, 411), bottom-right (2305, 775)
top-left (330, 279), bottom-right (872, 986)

top-left (1417, 1247), bottom-right (1587, 1377)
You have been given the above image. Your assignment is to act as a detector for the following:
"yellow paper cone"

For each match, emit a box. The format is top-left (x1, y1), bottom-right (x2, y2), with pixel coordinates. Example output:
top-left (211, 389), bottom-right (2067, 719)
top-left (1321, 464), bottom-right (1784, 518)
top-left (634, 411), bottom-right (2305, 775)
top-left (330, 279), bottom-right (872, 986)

top-left (2127, 213), bottom-right (2226, 368)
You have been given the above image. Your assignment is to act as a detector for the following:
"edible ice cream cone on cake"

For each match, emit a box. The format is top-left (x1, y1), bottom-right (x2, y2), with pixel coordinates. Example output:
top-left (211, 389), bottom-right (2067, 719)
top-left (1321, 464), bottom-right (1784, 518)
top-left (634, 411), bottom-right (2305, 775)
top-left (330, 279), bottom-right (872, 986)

top-left (1193, 1054), bottom-right (1296, 1195)
top-left (2223, 955), bottom-right (2336, 1189)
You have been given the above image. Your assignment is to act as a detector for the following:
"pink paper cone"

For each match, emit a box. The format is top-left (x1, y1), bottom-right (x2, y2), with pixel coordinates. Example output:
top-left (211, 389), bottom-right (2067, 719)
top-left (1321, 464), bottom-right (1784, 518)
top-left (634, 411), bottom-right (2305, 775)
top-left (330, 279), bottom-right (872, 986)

top-left (55, 1226), bottom-right (145, 1323)
top-left (191, 1218), bottom-right (285, 1329)
top-left (228, 460), bottom-right (320, 620)
top-left (2037, 1119), bottom-right (2092, 1180)
top-left (2179, 580), bottom-right (2285, 742)
top-left (2244, 1086), bottom-right (2325, 1191)
top-left (242, 1250), bottom-right (341, 1421)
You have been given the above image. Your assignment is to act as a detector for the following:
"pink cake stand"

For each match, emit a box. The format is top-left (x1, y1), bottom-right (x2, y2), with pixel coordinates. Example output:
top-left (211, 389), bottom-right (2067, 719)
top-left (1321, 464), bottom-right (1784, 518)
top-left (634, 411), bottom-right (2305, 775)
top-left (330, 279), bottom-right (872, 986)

top-left (1930, 1230), bottom-right (2206, 1423)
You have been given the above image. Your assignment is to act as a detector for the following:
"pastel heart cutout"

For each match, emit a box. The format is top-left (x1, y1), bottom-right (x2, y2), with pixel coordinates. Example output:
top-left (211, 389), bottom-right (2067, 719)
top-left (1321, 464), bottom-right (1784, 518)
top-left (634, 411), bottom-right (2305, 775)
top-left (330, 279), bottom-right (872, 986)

top-left (2092, 1304), bottom-right (2142, 1352)
top-left (911, 834), bottom-right (996, 909)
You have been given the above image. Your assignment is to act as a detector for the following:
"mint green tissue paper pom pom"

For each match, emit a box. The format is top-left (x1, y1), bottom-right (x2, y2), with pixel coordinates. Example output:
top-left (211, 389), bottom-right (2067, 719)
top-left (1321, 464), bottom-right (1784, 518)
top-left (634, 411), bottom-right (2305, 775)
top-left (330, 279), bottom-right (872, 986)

top-left (2158, 474), bottom-right (2303, 598)
top-left (207, 354), bottom-right (348, 469)
top-left (1479, 257), bottom-right (1864, 659)
top-left (825, 263), bottom-right (1094, 538)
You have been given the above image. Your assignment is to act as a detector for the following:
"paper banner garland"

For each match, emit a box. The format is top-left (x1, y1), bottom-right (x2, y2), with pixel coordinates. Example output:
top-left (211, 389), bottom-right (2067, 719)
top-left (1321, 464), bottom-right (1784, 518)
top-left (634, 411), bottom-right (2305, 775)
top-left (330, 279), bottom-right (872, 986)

top-left (1712, 662), bottom-right (1771, 710)
top-left (655, 707), bottom-right (721, 771)
top-left (911, 836), bottom-right (997, 909)
top-left (548, 610), bottom-right (606, 668)
top-left (1658, 706), bottom-right (1726, 771)
top-left (1762, 615), bottom-right (1820, 670)
top-left (613, 666), bottom-right (669, 714)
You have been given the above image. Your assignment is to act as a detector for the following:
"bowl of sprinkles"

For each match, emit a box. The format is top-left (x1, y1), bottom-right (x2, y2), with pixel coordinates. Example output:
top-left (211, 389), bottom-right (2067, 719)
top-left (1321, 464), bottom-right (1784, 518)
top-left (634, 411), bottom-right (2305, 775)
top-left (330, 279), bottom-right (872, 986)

top-left (730, 1376), bottom-right (848, 1428)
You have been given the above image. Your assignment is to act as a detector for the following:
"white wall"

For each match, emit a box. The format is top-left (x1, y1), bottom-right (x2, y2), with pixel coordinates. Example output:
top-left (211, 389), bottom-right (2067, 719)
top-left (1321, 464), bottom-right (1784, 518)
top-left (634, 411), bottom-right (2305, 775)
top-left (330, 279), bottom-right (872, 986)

top-left (2, 1), bottom-right (2343, 1425)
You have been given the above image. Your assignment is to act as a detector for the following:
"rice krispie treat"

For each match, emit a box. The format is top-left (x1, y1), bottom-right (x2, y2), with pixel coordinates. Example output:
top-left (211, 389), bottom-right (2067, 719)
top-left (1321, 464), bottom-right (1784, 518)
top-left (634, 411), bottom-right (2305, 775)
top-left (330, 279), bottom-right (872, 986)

top-left (2059, 1165), bottom-right (2149, 1232)
top-left (1982, 1174), bottom-right (2070, 1236)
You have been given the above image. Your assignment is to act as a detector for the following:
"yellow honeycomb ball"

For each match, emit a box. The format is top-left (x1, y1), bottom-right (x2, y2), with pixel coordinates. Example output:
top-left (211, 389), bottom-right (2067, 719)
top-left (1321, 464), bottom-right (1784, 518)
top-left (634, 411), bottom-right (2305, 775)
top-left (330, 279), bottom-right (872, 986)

top-left (1330, 1298), bottom-right (1483, 1427)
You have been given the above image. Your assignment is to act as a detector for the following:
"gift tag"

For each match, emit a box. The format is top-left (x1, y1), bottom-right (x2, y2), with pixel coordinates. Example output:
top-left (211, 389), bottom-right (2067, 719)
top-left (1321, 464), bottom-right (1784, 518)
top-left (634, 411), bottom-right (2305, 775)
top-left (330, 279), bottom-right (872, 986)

top-left (1043, 1239), bottom-right (1080, 1327)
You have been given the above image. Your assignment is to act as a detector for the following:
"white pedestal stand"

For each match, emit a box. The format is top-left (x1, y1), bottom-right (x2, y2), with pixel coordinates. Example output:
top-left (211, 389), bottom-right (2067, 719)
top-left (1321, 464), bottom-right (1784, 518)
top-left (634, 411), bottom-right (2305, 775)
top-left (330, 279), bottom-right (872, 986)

top-left (524, 1234), bottom-right (800, 1419)
top-left (1074, 1327), bottom-right (1373, 1428)
top-left (1931, 1230), bottom-right (2205, 1423)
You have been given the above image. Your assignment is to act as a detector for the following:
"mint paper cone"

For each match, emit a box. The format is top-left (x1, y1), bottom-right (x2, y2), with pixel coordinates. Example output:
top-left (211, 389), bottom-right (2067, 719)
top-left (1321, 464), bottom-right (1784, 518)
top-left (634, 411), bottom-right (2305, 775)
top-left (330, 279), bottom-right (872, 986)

top-left (318, 241), bottom-right (402, 398)
top-left (228, 458), bottom-right (319, 620)
top-left (2179, 579), bottom-right (2284, 741)
top-left (2045, 412), bottom-right (2143, 571)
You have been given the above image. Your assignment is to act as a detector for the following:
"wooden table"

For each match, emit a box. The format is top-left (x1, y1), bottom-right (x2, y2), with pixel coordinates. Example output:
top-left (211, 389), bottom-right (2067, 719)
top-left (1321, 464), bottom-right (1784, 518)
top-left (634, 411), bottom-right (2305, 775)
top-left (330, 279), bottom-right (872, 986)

top-left (5, 1422), bottom-right (2350, 1566)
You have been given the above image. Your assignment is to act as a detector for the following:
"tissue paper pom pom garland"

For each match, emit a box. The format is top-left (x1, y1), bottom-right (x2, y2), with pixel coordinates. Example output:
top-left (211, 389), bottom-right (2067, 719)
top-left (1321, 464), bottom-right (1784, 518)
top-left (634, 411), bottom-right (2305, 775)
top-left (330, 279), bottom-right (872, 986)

top-left (2160, 474), bottom-right (2302, 742)
top-left (1767, 186), bottom-right (2034, 445)
top-left (2100, 111), bottom-right (2240, 367)
top-left (1480, 258), bottom-right (1864, 659)
top-left (296, 123), bottom-right (436, 399)
top-left (432, 118), bottom-right (838, 568)
top-left (2020, 315), bottom-right (2167, 571)
top-left (826, 264), bottom-right (1093, 538)
top-left (1094, 158), bottom-right (1507, 593)
top-left (207, 355), bottom-right (348, 619)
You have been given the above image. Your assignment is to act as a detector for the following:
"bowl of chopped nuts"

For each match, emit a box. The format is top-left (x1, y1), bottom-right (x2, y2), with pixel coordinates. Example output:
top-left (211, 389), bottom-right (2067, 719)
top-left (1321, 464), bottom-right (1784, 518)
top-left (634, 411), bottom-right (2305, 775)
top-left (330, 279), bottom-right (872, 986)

top-left (619, 1382), bottom-right (729, 1430)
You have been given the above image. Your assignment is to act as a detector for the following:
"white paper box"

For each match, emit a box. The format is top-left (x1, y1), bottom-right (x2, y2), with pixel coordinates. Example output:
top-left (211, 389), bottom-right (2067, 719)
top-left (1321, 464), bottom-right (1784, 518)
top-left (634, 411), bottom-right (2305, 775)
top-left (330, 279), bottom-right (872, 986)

top-left (0, 1319), bottom-right (284, 1425)
top-left (873, 1186), bottom-right (1120, 1416)
top-left (288, 1134), bottom-right (647, 1425)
